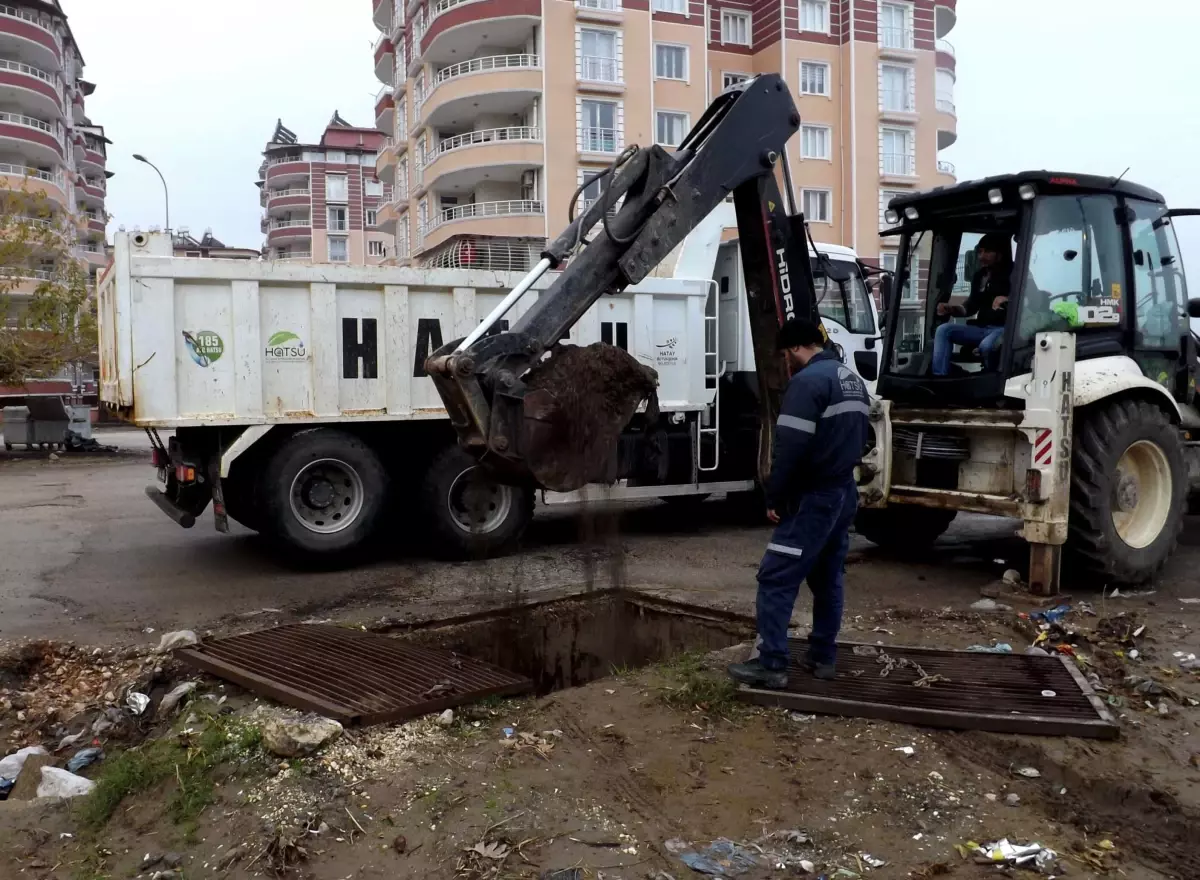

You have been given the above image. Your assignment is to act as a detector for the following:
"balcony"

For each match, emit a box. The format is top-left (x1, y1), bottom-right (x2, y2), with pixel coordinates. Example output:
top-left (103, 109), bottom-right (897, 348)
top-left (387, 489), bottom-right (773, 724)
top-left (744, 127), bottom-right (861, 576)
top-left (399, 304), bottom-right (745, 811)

top-left (0, 162), bottom-right (64, 202)
top-left (269, 250), bottom-right (313, 261)
top-left (578, 55), bottom-right (622, 92)
top-left (75, 243), bottom-right (108, 265)
top-left (422, 127), bottom-right (541, 189)
top-left (266, 218), bottom-right (312, 244)
top-left (79, 145), bottom-right (105, 173)
top-left (579, 126), bottom-right (619, 156)
top-left (880, 152), bottom-right (917, 183)
top-left (376, 137), bottom-right (398, 183)
top-left (936, 98), bottom-right (957, 149)
top-left (575, 0), bottom-right (622, 23)
top-left (0, 57), bottom-right (63, 118)
top-left (937, 159), bottom-right (956, 177)
top-left (263, 155), bottom-right (310, 184)
top-left (421, 236), bottom-right (541, 271)
top-left (421, 0), bottom-right (540, 66)
top-left (377, 199), bottom-right (400, 234)
top-left (0, 5), bottom-right (63, 70)
top-left (373, 0), bottom-right (391, 31)
top-left (78, 177), bottom-right (105, 204)
top-left (375, 86), bottom-right (395, 134)
top-left (935, 2), bottom-right (956, 38)
top-left (418, 199), bottom-right (543, 252)
top-left (420, 54), bottom-right (541, 127)
top-left (264, 188), bottom-right (311, 214)
top-left (877, 27), bottom-right (915, 59)
top-left (374, 35), bottom-right (395, 84)
top-left (0, 109), bottom-right (62, 162)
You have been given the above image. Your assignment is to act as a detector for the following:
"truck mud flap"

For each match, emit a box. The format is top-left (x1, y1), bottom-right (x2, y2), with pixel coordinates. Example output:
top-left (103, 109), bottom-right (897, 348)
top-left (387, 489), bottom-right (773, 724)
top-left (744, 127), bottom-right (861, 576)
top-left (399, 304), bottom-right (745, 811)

top-left (144, 484), bottom-right (197, 529)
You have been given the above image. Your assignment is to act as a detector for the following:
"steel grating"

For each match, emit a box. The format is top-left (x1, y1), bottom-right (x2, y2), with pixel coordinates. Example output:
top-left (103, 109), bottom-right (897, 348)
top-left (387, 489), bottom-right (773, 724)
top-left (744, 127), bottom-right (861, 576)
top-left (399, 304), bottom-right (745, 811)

top-left (175, 623), bottom-right (532, 725)
top-left (738, 639), bottom-right (1119, 739)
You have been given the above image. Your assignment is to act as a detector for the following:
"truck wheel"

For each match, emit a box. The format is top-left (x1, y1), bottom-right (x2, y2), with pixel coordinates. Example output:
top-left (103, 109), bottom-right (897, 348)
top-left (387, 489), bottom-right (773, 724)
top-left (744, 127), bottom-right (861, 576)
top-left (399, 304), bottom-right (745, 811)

top-left (422, 445), bottom-right (532, 559)
top-left (262, 429), bottom-right (387, 558)
top-left (1068, 399), bottom-right (1186, 584)
top-left (854, 506), bottom-right (956, 551)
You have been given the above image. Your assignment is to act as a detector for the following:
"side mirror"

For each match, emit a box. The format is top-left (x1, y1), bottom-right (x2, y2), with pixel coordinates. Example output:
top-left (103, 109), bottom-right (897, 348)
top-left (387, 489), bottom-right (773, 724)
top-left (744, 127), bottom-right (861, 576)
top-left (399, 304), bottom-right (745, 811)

top-left (879, 275), bottom-right (894, 311)
top-left (823, 260), bottom-right (852, 283)
top-left (1186, 298), bottom-right (1200, 319)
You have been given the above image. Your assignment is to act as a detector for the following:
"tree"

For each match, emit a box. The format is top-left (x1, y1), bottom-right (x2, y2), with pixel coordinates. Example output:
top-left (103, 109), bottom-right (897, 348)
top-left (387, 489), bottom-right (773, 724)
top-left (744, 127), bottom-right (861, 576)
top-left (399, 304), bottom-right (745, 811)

top-left (0, 180), bottom-right (97, 387)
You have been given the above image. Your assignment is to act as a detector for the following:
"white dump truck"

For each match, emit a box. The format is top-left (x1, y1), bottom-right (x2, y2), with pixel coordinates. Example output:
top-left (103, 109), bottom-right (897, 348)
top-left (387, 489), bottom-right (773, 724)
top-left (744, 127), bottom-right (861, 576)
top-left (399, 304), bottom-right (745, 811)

top-left (97, 214), bottom-right (879, 561)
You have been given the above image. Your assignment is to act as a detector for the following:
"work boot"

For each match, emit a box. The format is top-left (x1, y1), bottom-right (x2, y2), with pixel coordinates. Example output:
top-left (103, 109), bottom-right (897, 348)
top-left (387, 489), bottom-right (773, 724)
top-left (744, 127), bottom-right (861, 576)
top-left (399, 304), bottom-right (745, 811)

top-left (727, 659), bottom-right (788, 689)
top-left (811, 663), bottom-right (836, 681)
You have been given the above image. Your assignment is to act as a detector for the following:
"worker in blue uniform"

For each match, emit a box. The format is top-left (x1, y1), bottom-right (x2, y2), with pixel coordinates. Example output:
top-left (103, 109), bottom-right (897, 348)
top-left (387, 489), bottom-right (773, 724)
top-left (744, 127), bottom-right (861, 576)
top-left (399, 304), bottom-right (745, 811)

top-left (727, 318), bottom-right (870, 688)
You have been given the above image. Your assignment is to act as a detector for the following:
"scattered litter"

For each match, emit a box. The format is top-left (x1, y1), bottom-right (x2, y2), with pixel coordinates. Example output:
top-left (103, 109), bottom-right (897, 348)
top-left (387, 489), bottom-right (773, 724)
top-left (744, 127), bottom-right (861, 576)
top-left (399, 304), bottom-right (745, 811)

top-left (156, 630), bottom-right (199, 652)
top-left (852, 645), bottom-right (879, 657)
top-left (1077, 601), bottom-right (1097, 616)
top-left (664, 838), bottom-right (690, 854)
top-left (1024, 646), bottom-right (1049, 656)
top-left (1128, 676), bottom-right (1182, 702)
top-left (1004, 793), bottom-right (1021, 806)
top-left (984, 793), bottom-right (997, 802)
top-left (1157, 701), bottom-right (1171, 717)
top-left (158, 682), bottom-right (198, 715)
top-left (1030, 605), bottom-right (1072, 624)
top-left (788, 713), bottom-right (817, 723)
top-left (871, 626), bottom-right (895, 635)
top-left (993, 558), bottom-right (1006, 565)
top-left (966, 839), bottom-right (1058, 872)
top-left (436, 709), bottom-right (455, 727)
top-left (763, 829), bottom-right (810, 845)
top-left (66, 747), bottom-right (103, 773)
top-left (502, 727), bottom-right (515, 738)
top-left (55, 730), bottom-right (87, 752)
top-left (859, 853), bottom-right (886, 868)
top-left (966, 643), bottom-right (1013, 654)
top-left (468, 842), bottom-right (509, 860)
top-left (1014, 766), bottom-right (1041, 778)
top-left (672, 839), bottom-right (759, 876)
top-left (1106, 587), bottom-right (1156, 599)
top-left (1174, 652), bottom-right (1199, 670)
top-left (969, 598), bottom-right (1010, 612)
top-left (0, 746), bottom-right (47, 784)
top-left (893, 746), bottom-right (916, 757)
top-left (1179, 597), bottom-right (1200, 605)
top-left (126, 692), bottom-right (150, 715)
top-left (799, 858), bottom-right (815, 873)
top-left (1002, 569), bottom-right (1022, 586)
top-left (928, 771), bottom-right (943, 781)
top-left (36, 766), bottom-right (95, 799)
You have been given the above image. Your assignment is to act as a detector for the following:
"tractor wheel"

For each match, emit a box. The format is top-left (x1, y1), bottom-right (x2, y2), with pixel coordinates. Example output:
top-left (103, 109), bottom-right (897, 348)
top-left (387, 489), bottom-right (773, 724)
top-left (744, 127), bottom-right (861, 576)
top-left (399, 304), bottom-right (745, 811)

top-left (1068, 398), bottom-right (1186, 584)
top-left (854, 506), bottom-right (957, 551)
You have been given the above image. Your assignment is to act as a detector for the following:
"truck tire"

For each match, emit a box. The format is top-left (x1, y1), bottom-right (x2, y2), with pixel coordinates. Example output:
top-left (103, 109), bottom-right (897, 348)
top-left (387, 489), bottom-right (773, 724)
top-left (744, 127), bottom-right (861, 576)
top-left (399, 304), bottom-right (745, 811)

top-left (854, 506), bottom-right (956, 551)
top-left (422, 445), bottom-right (533, 559)
top-left (1068, 399), bottom-right (1186, 584)
top-left (261, 429), bottom-right (388, 558)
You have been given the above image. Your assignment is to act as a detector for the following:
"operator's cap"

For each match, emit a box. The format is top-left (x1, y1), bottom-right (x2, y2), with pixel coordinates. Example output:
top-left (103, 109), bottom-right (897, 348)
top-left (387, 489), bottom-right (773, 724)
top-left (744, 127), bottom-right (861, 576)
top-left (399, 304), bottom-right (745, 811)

top-left (976, 232), bottom-right (1011, 254)
top-left (776, 318), bottom-right (824, 350)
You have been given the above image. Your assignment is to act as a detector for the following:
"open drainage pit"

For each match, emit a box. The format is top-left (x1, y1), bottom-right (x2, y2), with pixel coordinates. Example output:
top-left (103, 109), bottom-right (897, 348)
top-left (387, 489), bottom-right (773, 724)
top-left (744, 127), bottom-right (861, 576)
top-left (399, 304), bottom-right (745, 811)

top-left (395, 590), bottom-right (755, 695)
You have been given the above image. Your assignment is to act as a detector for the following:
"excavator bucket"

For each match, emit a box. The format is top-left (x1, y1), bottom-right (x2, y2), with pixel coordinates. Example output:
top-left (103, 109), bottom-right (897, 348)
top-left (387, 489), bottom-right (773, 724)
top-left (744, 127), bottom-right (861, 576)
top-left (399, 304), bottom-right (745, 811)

top-left (518, 343), bottom-right (659, 493)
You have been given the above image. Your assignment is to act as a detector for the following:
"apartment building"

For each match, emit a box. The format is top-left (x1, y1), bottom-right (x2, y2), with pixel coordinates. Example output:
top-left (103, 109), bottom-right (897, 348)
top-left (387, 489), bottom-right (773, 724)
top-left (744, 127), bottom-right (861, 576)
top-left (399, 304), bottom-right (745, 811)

top-left (369, 0), bottom-right (957, 277)
top-left (256, 114), bottom-right (393, 264)
top-left (172, 228), bottom-right (261, 260)
top-left (0, 0), bottom-right (111, 288)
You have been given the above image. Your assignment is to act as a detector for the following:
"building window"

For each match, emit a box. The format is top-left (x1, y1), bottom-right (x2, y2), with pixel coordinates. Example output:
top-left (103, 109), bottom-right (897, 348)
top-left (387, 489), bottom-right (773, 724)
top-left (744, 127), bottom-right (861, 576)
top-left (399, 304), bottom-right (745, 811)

top-left (879, 2), bottom-right (912, 49)
top-left (326, 150), bottom-right (346, 164)
top-left (936, 68), bottom-right (955, 114)
top-left (652, 0), bottom-right (686, 12)
top-left (328, 206), bottom-right (348, 232)
top-left (365, 179), bottom-right (383, 197)
top-left (580, 99), bottom-right (619, 152)
top-left (721, 10), bottom-right (750, 45)
top-left (654, 43), bottom-right (687, 80)
top-left (802, 188), bottom-right (831, 223)
top-left (656, 111), bottom-right (688, 147)
top-left (723, 72), bottom-right (750, 89)
top-left (800, 61), bottom-right (830, 96)
top-left (578, 167), bottom-right (611, 211)
top-left (368, 240), bottom-right (386, 257)
top-left (360, 153), bottom-right (378, 167)
top-left (329, 236), bottom-right (349, 262)
top-left (881, 127), bottom-right (914, 176)
top-left (579, 28), bottom-right (619, 82)
top-left (879, 251), bottom-right (898, 274)
top-left (880, 64), bottom-right (913, 112)
top-left (366, 208), bottom-right (379, 227)
top-left (800, 0), bottom-right (828, 33)
top-left (801, 124), bottom-right (831, 160)
top-left (326, 174), bottom-right (348, 202)
top-left (879, 189), bottom-right (908, 229)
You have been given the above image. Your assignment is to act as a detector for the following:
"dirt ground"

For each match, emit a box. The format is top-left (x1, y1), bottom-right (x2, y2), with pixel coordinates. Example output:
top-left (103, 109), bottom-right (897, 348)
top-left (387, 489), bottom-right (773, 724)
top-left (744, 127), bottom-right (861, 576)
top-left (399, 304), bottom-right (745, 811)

top-left (0, 452), bottom-right (1198, 879)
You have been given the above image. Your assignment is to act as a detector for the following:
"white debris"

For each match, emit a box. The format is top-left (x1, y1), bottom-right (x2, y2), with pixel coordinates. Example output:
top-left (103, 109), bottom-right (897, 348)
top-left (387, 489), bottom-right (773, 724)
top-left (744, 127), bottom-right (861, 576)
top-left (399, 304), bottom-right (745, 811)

top-left (1002, 569), bottom-right (1022, 586)
top-left (436, 709), bottom-right (455, 727)
top-left (1015, 767), bottom-right (1041, 778)
top-left (893, 746), bottom-right (915, 757)
top-left (0, 746), bottom-right (48, 782)
top-left (155, 630), bottom-right (199, 653)
top-left (36, 766), bottom-right (96, 799)
top-left (158, 682), bottom-right (198, 716)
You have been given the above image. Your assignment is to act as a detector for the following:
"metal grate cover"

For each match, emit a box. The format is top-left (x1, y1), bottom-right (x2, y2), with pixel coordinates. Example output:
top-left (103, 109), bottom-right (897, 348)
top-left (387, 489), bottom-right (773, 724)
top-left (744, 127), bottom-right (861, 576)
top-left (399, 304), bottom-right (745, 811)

top-left (176, 623), bottom-right (532, 725)
top-left (739, 639), bottom-right (1118, 739)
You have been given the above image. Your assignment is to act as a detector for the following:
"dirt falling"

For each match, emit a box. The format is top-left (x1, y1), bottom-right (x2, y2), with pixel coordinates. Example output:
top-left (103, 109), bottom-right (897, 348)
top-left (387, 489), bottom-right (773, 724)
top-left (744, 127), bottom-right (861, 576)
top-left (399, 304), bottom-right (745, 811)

top-left (522, 342), bottom-right (658, 494)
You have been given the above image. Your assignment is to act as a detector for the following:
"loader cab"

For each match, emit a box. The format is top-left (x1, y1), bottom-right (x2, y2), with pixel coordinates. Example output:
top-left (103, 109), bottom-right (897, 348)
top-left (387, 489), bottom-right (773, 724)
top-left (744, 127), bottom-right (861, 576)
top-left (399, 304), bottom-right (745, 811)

top-left (876, 171), bottom-right (1193, 407)
top-left (810, 243), bottom-right (881, 389)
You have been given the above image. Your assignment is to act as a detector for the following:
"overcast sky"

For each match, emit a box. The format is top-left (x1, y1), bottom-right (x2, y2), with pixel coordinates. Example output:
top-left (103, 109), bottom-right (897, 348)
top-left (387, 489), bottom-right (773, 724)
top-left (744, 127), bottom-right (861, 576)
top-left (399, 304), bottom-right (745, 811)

top-left (68, 0), bottom-right (1200, 264)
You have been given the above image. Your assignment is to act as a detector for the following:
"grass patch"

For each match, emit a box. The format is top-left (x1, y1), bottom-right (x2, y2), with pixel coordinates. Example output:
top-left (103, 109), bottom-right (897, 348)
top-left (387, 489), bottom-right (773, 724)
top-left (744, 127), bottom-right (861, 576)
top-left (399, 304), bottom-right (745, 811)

top-left (657, 651), bottom-right (742, 715)
top-left (77, 711), bottom-right (263, 835)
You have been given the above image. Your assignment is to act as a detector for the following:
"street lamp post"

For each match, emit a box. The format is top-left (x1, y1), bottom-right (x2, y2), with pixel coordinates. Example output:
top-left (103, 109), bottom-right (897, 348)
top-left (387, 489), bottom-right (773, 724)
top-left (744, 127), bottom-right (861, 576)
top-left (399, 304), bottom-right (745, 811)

top-left (132, 154), bottom-right (169, 234)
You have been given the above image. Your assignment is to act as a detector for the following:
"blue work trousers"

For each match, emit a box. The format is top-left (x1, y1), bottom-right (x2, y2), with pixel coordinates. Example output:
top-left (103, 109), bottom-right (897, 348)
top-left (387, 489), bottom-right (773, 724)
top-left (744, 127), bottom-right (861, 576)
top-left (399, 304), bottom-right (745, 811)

top-left (756, 483), bottom-right (858, 671)
top-left (932, 322), bottom-right (1004, 376)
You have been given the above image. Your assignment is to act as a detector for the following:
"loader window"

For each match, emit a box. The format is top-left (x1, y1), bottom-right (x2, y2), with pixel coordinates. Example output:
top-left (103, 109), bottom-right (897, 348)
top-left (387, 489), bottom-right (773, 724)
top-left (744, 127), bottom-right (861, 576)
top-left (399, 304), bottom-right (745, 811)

top-left (1131, 200), bottom-right (1187, 351)
top-left (815, 259), bottom-right (876, 335)
top-left (1016, 194), bottom-right (1124, 344)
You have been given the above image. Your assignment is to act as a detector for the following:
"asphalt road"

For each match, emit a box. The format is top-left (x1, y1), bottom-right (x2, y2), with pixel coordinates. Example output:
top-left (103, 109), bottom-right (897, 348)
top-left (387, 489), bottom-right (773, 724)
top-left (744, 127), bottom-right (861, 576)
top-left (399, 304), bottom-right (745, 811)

top-left (2, 435), bottom-right (1198, 646)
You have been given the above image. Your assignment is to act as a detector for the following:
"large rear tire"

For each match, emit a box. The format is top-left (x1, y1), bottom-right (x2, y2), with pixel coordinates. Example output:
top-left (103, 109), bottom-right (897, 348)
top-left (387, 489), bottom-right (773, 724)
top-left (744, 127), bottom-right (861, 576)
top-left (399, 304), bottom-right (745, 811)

top-left (261, 429), bottom-right (388, 560)
top-left (854, 506), bottom-right (956, 551)
top-left (1068, 398), bottom-right (1186, 584)
top-left (421, 444), bottom-right (533, 559)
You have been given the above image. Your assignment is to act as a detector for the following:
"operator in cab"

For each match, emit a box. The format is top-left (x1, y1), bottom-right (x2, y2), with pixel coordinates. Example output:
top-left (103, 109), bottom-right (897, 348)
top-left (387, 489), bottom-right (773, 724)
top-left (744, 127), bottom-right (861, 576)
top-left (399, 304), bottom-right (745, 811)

top-left (931, 233), bottom-right (1013, 376)
top-left (727, 318), bottom-right (870, 688)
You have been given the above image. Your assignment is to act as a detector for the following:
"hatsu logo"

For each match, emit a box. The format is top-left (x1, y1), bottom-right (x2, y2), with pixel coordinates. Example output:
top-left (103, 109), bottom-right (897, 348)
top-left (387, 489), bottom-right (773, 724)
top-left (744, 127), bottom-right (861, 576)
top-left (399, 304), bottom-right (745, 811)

top-left (776, 247), bottom-right (795, 320)
top-left (655, 336), bottom-right (679, 367)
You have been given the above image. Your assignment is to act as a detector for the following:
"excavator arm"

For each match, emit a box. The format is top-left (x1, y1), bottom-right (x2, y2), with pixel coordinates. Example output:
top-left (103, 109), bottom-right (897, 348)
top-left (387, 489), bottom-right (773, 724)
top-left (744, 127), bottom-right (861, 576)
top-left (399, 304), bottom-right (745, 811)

top-left (426, 73), bottom-right (826, 492)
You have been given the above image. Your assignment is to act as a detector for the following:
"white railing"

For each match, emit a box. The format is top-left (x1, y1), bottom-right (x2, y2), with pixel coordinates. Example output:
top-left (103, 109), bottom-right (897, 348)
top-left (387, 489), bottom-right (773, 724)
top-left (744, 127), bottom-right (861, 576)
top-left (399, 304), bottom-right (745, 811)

top-left (269, 219), bottom-right (311, 230)
top-left (577, 0), bottom-right (621, 9)
top-left (580, 127), bottom-right (619, 153)
top-left (936, 97), bottom-right (956, 116)
top-left (421, 237), bottom-right (541, 271)
top-left (935, 38), bottom-right (955, 58)
top-left (580, 55), bottom-right (619, 82)
top-left (880, 91), bottom-right (913, 113)
top-left (264, 155), bottom-right (306, 167)
top-left (433, 0), bottom-right (479, 17)
top-left (268, 188), bottom-right (311, 200)
top-left (434, 53), bottom-right (539, 85)
top-left (379, 136), bottom-right (395, 152)
top-left (82, 179), bottom-right (105, 194)
top-left (0, 267), bottom-right (53, 281)
top-left (434, 127), bottom-right (540, 157)
top-left (0, 4), bottom-right (60, 43)
top-left (75, 244), bottom-right (103, 254)
top-left (0, 57), bottom-right (58, 89)
top-left (879, 27), bottom-right (913, 49)
top-left (937, 160), bottom-right (956, 175)
top-left (0, 162), bottom-right (62, 187)
top-left (273, 251), bottom-right (313, 261)
top-left (0, 110), bottom-right (57, 137)
top-left (881, 153), bottom-right (915, 176)
top-left (424, 199), bottom-right (543, 233)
